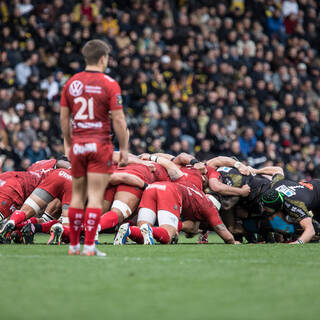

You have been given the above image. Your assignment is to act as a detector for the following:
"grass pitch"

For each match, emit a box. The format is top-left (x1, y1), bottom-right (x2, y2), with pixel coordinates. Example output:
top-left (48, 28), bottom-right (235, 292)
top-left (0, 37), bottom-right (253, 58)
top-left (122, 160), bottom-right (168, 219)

top-left (0, 234), bottom-right (319, 320)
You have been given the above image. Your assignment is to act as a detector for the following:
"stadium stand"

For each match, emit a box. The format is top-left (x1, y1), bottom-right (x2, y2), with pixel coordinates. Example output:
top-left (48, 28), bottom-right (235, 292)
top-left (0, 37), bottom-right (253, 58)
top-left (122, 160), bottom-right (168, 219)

top-left (0, 0), bottom-right (320, 180)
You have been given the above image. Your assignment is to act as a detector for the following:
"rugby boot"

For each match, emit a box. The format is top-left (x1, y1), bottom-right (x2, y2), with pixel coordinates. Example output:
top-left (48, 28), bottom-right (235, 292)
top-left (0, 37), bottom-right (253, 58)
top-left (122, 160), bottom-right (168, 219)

top-left (197, 230), bottom-right (209, 244)
top-left (113, 223), bottom-right (130, 245)
top-left (81, 247), bottom-right (106, 257)
top-left (140, 223), bottom-right (155, 245)
top-left (21, 223), bottom-right (35, 244)
top-left (47, 223), bottom-right (63, 245)
top-left (0, 220), bottom-right (15, 239)
top-left (11, 230), bottom-right (24, 244)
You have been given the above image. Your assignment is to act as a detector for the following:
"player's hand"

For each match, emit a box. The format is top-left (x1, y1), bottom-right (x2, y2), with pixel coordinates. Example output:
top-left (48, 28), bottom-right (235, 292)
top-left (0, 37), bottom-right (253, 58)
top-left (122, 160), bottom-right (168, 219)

top-left (247, 166), bottom-right (256, 175)
top-left (139, 153), bottom-right (150, 160)
top-left (240, 184), bottom-right (250, 197)
top-left (233, 241), bottom-right (241, 244)
top-left (145, 161), bottom-right (156, 172)
top-left (238, 164), bottom-right (250, 175)
top-left (118, 149), bottom-right (128, 167)
top-left (288, 241), bottom-right (298, 244)
top-left (194, 162), bottom-right (207, 173)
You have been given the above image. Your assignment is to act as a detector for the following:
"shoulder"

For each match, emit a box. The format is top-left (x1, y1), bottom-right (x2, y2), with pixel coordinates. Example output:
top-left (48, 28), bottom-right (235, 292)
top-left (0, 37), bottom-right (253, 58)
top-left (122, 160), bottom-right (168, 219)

top-left (102, 74), bottom-right (120, 88)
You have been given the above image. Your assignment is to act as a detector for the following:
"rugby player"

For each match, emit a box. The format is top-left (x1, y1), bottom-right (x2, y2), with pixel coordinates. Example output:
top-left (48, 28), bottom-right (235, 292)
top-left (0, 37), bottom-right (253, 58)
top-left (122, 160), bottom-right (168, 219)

top-left (0, 168), bottom-right (72, 241)
top-left (60, 39), bottom-right (128, 256)
top-left (114, 156), bottom-right (238, 245)
top-left (0, 168), bottom-right (51, 229)
top-left (260, 174), bottom-right (320, 244)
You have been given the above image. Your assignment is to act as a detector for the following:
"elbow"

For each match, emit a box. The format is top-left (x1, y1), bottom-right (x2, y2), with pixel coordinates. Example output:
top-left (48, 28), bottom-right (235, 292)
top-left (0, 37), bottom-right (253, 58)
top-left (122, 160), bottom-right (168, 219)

top-left (275, 167), bottom-right (284, 176)
top-left (310, 227), bottom-right (316, 238)
top-left (209, 181), bottom-right (221, 193)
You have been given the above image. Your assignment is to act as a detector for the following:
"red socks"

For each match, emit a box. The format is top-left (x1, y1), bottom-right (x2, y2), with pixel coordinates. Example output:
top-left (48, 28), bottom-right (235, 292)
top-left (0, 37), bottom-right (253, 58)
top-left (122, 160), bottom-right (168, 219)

top-left (178, 221), bottom-right (182, 232)
top-left (129, 226), bottom-right (144, 244)
top-left (41, 220), bottom-right (59, 233)
top-left (152, 227), bottom-right (170, 244)
top-left (68, 207), bottom-right (84, 246)
top-left (99, 211), bottom-right (119, 231)
top-left (10, 210), bottom-right (26, 225)
top-left (84, 207), bottom-right (102, 246)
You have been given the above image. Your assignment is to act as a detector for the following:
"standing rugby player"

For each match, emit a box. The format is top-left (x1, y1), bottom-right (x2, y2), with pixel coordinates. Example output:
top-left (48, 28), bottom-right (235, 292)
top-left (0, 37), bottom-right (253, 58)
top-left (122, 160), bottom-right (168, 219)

top-left (60, 40), bottom-right (128, 256)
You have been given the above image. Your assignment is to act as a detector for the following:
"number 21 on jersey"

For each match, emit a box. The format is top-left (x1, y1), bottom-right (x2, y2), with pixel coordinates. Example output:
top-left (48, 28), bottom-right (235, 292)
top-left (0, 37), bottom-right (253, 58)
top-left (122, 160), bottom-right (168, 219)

top-left (74, 97), bottom-right (94, 120)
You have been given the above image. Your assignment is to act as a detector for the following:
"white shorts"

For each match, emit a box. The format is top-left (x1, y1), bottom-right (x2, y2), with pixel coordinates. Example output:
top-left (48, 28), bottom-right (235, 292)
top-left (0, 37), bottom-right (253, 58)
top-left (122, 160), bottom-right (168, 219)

top-left (137, 208), bottom-right (179, 229)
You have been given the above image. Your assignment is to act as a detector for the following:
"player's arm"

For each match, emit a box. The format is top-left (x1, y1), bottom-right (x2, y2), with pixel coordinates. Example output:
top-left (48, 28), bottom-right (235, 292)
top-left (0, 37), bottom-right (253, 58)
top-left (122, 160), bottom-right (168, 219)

top-left (139, 152), bottom-right (175, 161)
top-left (111, 109), bottom-right (129, 167)
top-left (152, 155), bottom-right (184, 181)
top-left (56, 158), bottom-right (71, 169)
top-left (253, 166), bottom-right (284, 177)
top-left (209, 178), bottom-right (250, 197)
top-left (19, 192), bottom-right (52, 219)
top-left (113, 151), bottom-right (146, 165)
top-left (207, 156), bottom-right (250, 175)
top-left (60, 106), bottom-right (72, 157)
top-left (109, 172), bottom-right (147, 189)
top-left (213, 223), bottom-right (239, 244)
top-left (289, 217), bottom-right (315, 244)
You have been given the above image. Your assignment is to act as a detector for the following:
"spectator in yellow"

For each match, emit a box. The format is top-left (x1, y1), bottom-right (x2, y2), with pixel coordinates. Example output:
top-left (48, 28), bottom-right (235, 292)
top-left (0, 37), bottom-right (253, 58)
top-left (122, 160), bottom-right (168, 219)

top-left (230, 0), bottom-right (245, 15)
top-left (102, 13), bottom-right (119, 36)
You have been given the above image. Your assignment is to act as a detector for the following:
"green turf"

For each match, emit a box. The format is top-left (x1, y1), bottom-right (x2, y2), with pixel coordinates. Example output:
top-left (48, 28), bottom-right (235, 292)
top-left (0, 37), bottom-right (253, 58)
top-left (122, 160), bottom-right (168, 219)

top-left (0, 234), bottom-right (319, 320)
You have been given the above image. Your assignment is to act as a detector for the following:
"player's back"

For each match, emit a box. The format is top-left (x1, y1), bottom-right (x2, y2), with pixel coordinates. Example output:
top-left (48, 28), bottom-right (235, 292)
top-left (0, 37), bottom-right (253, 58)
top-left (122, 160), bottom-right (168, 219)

top-left (180, 166), bottom-right (203, 190)
top-left (152, 163), bottom-right (170, 182)
top-left (61, 71), bottom-right (122, 143)
top-left (273, 177), bottom-right (318, 210)
top-left (28, 159), bottom-right (57, 173)
top-left (37, 169), bottom-right (72, 203)
top-left (0, 170), bottom-right (48, 201)
top-left (115, 163), bottom-right (154, 184)
top-left (175, 180), bottom-right (213, 222)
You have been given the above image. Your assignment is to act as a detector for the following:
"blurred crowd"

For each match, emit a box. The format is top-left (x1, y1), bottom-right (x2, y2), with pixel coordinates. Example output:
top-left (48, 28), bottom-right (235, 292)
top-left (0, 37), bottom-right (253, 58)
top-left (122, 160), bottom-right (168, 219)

top-left (0, 0), bottom-right (320, 180)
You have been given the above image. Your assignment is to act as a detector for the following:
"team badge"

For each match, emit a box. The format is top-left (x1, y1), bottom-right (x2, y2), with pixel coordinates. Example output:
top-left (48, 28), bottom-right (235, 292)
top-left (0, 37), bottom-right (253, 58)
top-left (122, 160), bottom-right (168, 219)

top-left (107, 160), bottom-right (111, 167)
top-left (69, 80), bottom-right (83, 97)
top-left (2, 201), bottom-right (6, 206)
top-left (174, 205), bottom-right (178, 210)
top-left (116, 94), bottom-right (123, 105)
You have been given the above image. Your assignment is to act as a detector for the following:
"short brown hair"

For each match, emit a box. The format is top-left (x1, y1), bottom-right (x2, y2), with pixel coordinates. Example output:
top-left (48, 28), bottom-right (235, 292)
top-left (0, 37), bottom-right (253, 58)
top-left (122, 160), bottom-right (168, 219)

top-left (81, 39), bottom-right (111, 65)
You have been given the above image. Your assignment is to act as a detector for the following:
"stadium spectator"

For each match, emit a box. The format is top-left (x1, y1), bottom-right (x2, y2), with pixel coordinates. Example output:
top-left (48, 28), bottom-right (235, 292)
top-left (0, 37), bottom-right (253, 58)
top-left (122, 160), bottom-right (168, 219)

top-left (0, 0), bottom-right (319, 180)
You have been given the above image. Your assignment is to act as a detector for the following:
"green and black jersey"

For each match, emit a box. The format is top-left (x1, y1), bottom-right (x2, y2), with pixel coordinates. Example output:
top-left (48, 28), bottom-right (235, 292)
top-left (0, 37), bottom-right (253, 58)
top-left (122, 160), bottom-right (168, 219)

top-left (270, 174), bottom-right (320, 222)
top-left (216, 167), bottom-right (271, 203)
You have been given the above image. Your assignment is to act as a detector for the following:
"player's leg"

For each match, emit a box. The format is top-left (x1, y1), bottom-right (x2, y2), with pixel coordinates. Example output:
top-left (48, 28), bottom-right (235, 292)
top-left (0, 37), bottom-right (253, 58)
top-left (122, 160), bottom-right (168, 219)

top-left (142, 183), bottom-right (181, 245)
top-left (114, 187), bottom-right (157, 245)
top-left (0, 192), bottom-right (49, 238)
top-left (68, 176), bottom-right (87, 254)
top-left (40, 199), bottom-right (62, 222)
top-left (82, 172), bottom-right (110, 255)
top-left (100, 189), bottom-right (140, 231)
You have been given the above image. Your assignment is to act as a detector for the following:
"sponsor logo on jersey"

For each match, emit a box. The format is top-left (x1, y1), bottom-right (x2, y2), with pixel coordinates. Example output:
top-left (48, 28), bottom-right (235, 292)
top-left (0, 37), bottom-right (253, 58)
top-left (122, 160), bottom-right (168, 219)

top-left (73, 143), bottom-right (97, 155)
top-left (0, 179), bottom-right (6, 187)
top-left (146, 184), bottom-right (166, 191)
top-left (29, 171), bottom-right (41, 178)
top-left (76, 122), bottom-right (102, 129)
top-left (69, 80), bottom-right (83, 97)
top-left (116, 94), bottom-right (123, 105)
top-left (299, 182), bottom-right (314, 190)
top-left (217, 167), bottom-right (232, 173)
top-left (85, 85), bottom-right (102, 94)
top-left (58, 170), bottom-right (72, 181)
top-left (275, 185), bottom-right (303, 197)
